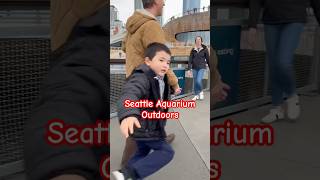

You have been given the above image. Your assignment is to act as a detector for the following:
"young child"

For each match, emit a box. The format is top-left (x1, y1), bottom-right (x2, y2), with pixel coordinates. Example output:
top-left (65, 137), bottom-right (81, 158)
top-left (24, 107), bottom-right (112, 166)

top-left (113, 43), bottom-right (175, 180)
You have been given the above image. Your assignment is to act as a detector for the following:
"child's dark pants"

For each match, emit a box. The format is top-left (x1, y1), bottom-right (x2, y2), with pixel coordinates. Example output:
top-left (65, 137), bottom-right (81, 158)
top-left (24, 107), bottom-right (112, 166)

top-left (126, 139), bottom-right (174, 179)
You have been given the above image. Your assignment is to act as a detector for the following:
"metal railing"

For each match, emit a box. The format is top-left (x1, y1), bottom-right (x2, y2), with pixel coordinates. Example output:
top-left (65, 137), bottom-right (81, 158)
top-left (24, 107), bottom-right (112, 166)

top-left (111, 43), bottom-right (195, 59)
top-left (211, 12), bottom-right (320, 119)
top-left (0, 10), bottom-right (49, 23)
top-left (0, 38), bottom-right (50, 177)
top-left (164, 5), bottom-right (210, 25)
top-left (0, 10), bottom-right (49, 38)
top-left (0, 0), bottom-right (49, 9)
top-left (110, 59), bottom-right (210, 118)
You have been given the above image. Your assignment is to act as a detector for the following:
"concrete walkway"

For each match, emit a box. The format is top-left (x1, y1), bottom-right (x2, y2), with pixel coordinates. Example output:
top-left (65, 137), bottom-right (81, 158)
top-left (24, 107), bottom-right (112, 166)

top-left (211, 95), bottom-right (320, 180)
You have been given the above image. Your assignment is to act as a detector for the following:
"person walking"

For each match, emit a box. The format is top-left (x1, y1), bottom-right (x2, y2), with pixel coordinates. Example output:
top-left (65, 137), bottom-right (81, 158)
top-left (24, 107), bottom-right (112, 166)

top-left (187, 36), bottom-right (210, 101)
top-left (248, 0), bottom-right (320, 123)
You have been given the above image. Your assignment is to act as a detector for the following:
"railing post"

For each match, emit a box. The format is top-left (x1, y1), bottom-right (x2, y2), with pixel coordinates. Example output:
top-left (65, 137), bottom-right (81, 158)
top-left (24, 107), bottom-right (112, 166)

top-left (314, 26), bottom-right (320, 93)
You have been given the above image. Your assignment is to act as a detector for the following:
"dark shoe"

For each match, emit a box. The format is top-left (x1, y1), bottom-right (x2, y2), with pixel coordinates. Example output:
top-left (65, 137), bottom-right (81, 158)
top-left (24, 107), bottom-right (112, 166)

top-left (166, 133), bottom-right (175, 144)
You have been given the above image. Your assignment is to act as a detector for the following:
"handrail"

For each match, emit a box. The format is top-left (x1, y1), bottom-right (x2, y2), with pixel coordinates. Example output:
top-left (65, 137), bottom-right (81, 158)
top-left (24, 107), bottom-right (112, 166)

top-left (0, 0), bottom-right (49, 9)
top-left (164, 5), bottom-right (210, 26)
top-left (110, 43), bottom-right (194, 49)
top-left (110, 59), bottom-right (189, 64)
top-left (212, 0), bottom-right (315, 8)
top-left (111, 44), bottom-right (195, 59)
top-left (0, 10), bottom-right (49, 23)
top-left (212, 0), bottom-right (249, 7)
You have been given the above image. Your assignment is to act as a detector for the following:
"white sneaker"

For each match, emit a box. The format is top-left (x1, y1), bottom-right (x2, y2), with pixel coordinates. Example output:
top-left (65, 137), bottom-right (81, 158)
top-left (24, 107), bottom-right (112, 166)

top-left (286, 94), bottom-right (300, 120)
top-left (261, 106), bottom-right (284, 123)
top-left (112, 170), bottom-right (125, 180)
top-left (199, 91), bottom-right (204, 100)
top-left (192, 95), bottom-right (199, 101)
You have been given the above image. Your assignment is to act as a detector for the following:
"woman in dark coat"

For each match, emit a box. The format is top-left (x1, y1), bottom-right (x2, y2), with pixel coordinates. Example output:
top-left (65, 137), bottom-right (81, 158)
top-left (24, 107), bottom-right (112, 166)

top-left (188, 36), bottom-right (210, 101)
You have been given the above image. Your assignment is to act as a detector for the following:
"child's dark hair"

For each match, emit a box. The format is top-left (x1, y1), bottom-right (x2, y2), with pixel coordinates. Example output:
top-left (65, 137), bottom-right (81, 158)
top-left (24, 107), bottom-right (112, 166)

top-left (144, 42), bottom-right (171, 60)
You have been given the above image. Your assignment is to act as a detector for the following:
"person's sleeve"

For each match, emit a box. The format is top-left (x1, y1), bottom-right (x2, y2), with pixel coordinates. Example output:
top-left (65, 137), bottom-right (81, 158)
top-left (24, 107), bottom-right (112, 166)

top-left (210, 47), bottom-right (222, 86)
top-left (117, 73), bottom-right (150, 123)
top-left (311, 0), bottom-right (320, 24)
top-left (187, 50), bottom-right (193, 70)
top-left (121, 33), bottom-right (128, 53)
top-left (248, 0), bottom-right (262, 28)
top-left (166, 69), bottom-right (179, 90)
top-left (205, 48), bottom-right (210, 69)
top-left (24, 27), bottom-right (108, 180)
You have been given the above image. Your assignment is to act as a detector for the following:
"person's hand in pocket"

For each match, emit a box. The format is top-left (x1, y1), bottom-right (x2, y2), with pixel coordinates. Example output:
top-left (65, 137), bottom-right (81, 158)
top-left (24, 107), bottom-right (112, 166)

top-left (187, 70), bottom-right (192, 77)
top-left (213, 81), bottom-right (230, 102)
top-left (247, 28), bottom-right (258, 49)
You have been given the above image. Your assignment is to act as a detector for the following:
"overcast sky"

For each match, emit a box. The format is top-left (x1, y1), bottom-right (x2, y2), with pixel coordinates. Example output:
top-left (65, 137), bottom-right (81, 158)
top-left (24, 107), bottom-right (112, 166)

top-left (110, 0), bottom-right (210, 25)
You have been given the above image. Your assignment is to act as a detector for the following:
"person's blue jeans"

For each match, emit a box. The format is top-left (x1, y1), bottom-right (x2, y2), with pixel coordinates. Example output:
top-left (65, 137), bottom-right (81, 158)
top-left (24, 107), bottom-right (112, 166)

top-left (192, 68), bottom-right (206, 95)
top-left (264, 23), bottom-right (304, 106)
top-left (126, 139), bottom-right (174, 179)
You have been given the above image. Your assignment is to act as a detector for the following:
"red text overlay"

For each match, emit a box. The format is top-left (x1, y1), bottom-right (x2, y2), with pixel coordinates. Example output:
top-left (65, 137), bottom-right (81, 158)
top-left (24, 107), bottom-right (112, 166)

top-left (210, 160), bottom-right (221, 180)
top-left (123, 99), bottom-right (196, 120)
top-left (141, 110), bottom-right (179, 119)
top-left (124, 99), bottom-right (196, 109)
top-left (46, 119), bottom-right (109, 146)
top-left (100, 156), bottom-right (110, 180)
top-left (211, 120), bottom-right (274, 146)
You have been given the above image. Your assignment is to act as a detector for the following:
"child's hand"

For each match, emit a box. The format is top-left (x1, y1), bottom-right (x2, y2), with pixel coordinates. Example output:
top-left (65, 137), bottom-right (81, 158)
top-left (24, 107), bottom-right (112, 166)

top-left (187, 70), bottom-right (192, 77)
top-left (120, 116), bottom-right (141, 138)
top-left (174, 87), bottom-right (182, 95)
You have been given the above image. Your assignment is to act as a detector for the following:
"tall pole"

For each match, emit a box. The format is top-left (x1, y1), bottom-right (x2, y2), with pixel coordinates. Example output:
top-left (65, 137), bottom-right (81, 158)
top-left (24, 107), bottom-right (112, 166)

top-left (134, 0), bottom-right (143, 10)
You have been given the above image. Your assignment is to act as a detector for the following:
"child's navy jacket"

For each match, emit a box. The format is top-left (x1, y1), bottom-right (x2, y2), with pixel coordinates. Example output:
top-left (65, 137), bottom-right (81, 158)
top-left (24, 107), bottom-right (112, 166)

top-left (118, 64), bottom-right (171, 140)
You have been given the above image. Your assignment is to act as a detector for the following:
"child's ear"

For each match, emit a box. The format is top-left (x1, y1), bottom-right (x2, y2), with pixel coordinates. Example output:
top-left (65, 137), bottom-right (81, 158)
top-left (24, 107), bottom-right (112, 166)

top-left (145, 57), bottom-right (151, 66)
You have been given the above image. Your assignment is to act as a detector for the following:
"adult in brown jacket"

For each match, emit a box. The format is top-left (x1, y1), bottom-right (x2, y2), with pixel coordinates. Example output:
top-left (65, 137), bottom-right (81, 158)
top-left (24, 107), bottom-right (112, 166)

top-left (120, 0), bottom-right (181, 168)
top-left (122, 0), bottom-right (180, 91)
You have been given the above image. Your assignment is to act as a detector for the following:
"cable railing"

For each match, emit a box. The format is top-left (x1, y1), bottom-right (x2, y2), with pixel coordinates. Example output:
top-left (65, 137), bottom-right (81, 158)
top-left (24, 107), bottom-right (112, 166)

top-left (0, 10), bottom-right (50, 23)
top-left (111, 43), bottom-right (196, 59)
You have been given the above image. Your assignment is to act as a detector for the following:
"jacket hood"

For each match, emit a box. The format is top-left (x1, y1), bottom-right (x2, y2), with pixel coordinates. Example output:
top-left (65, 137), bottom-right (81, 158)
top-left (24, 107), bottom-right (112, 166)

top-left (193, 44), bottom-right (207, 51)
top-left (51, 0), bottom-right (107, 51)
top-left (126, 9), bottom-right (157, 35)
top-left (135, 64), bottom-right (156, 78)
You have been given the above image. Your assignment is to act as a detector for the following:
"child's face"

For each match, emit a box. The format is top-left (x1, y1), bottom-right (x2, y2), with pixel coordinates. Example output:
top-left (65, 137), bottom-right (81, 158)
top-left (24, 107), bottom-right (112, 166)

top-left (145, 50), bottom-right (171, 77)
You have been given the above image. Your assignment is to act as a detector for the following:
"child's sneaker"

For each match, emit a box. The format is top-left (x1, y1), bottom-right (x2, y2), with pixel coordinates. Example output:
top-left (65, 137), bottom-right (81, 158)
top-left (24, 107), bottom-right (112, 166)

top-left (112, 170), bottom-right (125, 180)
top-left (112, 169), bottom-right (137, 180)
top-left (192, 95), bottom-right (199, 101)
top-left (286, 94), bottom-right (300, 120)
top-left (261, 106), bottom-right (284, 123)
top-left (199, 91), bottom-right (204, 100)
